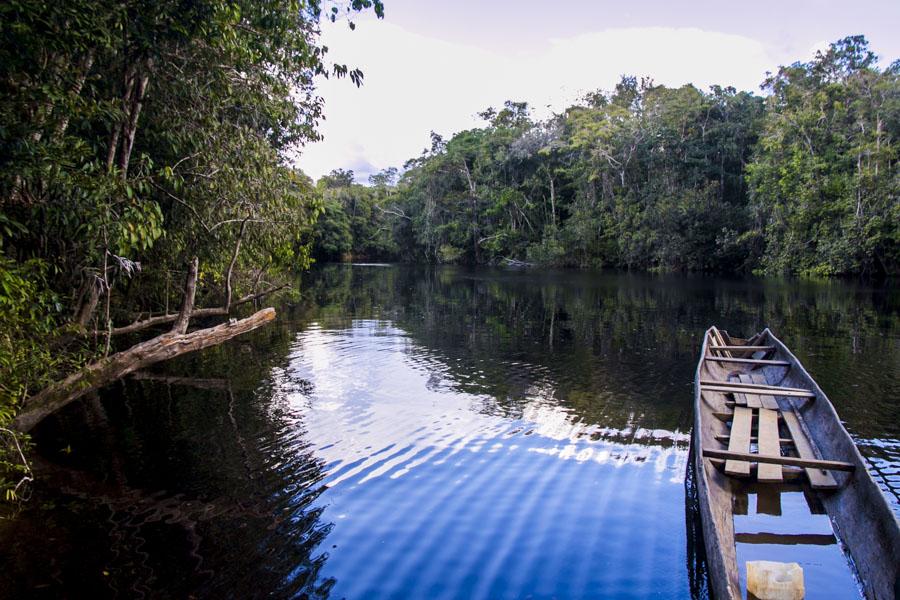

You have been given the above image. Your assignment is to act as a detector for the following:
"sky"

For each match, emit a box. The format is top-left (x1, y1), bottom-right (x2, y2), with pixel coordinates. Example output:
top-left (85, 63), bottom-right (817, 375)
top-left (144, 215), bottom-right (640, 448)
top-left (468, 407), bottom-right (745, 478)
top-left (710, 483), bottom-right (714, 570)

top-left (293, 0), bottom-right (900, 183)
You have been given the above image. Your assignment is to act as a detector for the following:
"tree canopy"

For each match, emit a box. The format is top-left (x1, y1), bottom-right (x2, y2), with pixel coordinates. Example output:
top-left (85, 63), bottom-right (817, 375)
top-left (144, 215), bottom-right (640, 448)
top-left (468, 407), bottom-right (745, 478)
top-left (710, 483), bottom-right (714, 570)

top-left (313, 37), bottom-right (898, 277)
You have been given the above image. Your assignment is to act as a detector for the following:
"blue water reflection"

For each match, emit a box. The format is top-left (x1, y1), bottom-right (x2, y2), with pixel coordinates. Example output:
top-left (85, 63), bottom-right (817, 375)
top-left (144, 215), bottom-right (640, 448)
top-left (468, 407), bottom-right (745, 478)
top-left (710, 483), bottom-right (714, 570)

top-left (280, 321), bottom-right (690, 599)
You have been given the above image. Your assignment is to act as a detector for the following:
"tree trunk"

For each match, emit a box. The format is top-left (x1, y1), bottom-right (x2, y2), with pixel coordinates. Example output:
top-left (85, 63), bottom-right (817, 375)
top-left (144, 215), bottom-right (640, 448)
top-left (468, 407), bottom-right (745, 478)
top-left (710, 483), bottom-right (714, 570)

top-left (13, 307), bottom-right (276, 433)
top-left (171, 257), bottom-right (199, 334)
top-left (118, 68), bottom-right (150, 178)
top-left (546, 167), bottom-right (557, 227)
top-left (106, 64), bottom-right (137, 171)
top-left (52, 50), bottom-right (95, 141)
top-left (461, 161), bottom-right (479, 262)
top-left (73, 274), bottom-right (103, 327)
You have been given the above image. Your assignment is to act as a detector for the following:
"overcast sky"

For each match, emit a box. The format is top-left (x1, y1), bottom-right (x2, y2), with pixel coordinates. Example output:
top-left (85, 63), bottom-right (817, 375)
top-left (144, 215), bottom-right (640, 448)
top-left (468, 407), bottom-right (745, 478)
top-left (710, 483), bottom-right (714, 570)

top-left (294, 0), bottom-right (900, 183)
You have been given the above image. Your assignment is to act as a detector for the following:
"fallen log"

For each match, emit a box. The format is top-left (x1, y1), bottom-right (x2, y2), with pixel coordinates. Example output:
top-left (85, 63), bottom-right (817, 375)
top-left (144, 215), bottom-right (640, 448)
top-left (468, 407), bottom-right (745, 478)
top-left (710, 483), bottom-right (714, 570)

top-left (12, 307), bottom-right (275, 433)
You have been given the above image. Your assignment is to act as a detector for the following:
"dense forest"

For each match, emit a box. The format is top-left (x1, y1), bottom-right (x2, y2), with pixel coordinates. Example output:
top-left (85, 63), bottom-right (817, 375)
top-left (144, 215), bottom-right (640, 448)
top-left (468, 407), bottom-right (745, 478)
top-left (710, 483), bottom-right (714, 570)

top-left (0, 0), bottom-right (382, 501)
top-left (313, 36), bottom-right (898, 277)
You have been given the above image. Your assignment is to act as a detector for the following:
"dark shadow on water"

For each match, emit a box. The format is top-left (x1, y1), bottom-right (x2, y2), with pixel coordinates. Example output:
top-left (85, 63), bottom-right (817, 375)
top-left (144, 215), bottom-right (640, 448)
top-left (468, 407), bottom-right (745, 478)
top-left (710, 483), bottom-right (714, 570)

top-left (0, 376), bottom-right (338, 600)
top-left (685, 436), bottom-right (712, 600)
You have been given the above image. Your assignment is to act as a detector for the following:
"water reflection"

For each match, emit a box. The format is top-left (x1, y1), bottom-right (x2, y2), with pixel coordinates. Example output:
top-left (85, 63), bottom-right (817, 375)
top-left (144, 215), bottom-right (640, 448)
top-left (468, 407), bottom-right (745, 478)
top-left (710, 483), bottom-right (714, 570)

top-left (1, 374), bottom-right (336, 598)
top-left (302, 265), bottom-right (898, 506)
top-left (0, 265), bottom-right (895, 599)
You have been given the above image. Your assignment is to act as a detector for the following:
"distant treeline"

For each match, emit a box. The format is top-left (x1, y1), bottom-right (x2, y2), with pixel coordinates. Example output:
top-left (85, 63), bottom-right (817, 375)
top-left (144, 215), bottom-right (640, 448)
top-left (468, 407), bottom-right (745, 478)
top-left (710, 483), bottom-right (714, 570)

top-left (313, 36), bottom-right (898, 276)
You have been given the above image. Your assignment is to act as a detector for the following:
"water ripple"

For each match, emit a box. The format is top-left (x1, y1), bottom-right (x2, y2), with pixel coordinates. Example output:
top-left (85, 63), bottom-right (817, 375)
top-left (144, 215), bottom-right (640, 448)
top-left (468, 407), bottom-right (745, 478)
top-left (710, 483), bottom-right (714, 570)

top-left (271, 320), bottom-right (692, 599)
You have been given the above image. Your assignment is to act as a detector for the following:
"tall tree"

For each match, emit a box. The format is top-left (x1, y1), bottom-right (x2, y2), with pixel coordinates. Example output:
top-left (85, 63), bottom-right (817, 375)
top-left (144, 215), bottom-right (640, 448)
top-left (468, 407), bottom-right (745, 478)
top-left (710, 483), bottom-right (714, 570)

top-left (748, 36), bottom-right (899, 276)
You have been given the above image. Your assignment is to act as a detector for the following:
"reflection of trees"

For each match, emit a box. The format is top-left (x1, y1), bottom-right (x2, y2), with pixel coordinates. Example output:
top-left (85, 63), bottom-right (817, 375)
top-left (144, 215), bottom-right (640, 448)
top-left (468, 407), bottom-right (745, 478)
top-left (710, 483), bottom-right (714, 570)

top-left (4, 319), bottom-right (338, 599)
top-left (302, 266), bottom-right (898, 442)
top-left (4, 266), bottom-right (895, 596)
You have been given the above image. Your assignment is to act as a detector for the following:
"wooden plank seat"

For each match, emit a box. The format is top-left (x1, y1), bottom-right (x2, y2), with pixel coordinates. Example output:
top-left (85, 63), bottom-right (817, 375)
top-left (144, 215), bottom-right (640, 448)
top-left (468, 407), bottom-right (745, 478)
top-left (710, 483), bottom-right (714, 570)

top-left (699, 380), bottom-right (815, 398)
top-left (731, 374), bottom-right (749, 407)
top-left (705, 356), bottom-right (791, 366)
top-left (749, 372), bottom-right (780, 410)
top-left (718, 404), bottom-right (781, 482)
top-left (738, 374), bottom-right (762, 408)
top-left (725, 406), bottom-right (753, 476)
top-left (709, 345), bottom-right (775, 353)
top-left (715, 434), bottom-right (793, 445)
top-left (703, 448), bottom-right (855, 472)
top-left (756, 407), bottom-right (782, 482)
top-left (711, 373), bottom-right (843, 486)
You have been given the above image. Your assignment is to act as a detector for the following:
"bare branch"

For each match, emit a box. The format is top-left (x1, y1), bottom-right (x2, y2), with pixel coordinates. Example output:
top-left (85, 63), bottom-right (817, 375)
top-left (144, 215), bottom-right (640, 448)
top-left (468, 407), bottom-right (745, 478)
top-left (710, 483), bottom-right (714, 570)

top-left (102, 283), bottom-right (288, 336)
top-left (224, 216), bottom-right (250, 310)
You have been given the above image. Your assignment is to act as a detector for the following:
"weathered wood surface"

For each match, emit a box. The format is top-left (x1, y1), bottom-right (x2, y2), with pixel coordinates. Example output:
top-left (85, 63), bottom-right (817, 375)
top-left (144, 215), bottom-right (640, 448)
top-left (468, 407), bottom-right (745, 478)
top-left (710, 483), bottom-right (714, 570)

top-left (709, 345), bottom-right (774, 352)
top-left (710, 330), bottom-right (732, 358)
top-left (738, 374), bottom-right (762, 408)
top-left (715, 434), bottom-right (793, 444)
top-left (781, 410), bottom-right (839, 490)
top-left (692, 328), bottom-right (741, 600)
top-left (757, 408), bottom-right (783, 482)
top-left (699, 381), bottom-right (815, 398)
top-left (705, 356), bottom-right (790, 366)
top-left (749, 372), bottom-right (780, 410)
top-left (731, 374), bottom-right (749, 406)
top-left (693, 325), bottom-right (900, 600)
top-left (725, 407), bottom-right (753, 476)
top-left (703, 448), bottom-right (855, 471)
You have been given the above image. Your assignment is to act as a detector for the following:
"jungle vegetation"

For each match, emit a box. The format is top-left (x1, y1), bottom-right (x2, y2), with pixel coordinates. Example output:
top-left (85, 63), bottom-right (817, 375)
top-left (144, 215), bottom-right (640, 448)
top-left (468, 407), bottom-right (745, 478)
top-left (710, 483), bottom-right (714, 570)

top-left (0, 0), bottom-right (382, 501)
top-left (313, 36), bottom-right (898, 278)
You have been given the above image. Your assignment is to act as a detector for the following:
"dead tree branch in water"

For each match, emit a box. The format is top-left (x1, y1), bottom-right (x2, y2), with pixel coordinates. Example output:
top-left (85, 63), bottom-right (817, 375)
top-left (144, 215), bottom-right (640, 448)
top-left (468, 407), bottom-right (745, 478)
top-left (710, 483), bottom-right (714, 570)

top-left (13, 257), bottom-right (276, 433)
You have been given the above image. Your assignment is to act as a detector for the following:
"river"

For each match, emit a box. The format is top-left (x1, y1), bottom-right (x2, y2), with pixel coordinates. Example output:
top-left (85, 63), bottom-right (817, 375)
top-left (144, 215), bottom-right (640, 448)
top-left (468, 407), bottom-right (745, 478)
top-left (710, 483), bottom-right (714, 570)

top-left (1, 265), bottom-right (896, 599)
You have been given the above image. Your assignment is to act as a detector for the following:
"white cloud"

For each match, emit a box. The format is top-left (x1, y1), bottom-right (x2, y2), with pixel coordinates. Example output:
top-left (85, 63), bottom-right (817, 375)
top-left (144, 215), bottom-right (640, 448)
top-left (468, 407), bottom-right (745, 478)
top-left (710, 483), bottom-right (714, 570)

top-left (293, 22), bottom-right (780, 182)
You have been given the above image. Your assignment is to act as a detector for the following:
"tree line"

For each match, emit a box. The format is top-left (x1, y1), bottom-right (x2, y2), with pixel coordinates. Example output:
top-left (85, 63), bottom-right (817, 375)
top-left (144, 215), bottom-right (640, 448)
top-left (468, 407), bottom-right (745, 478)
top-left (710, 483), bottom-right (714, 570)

top-left (313, 36), bottom-right (898, 277)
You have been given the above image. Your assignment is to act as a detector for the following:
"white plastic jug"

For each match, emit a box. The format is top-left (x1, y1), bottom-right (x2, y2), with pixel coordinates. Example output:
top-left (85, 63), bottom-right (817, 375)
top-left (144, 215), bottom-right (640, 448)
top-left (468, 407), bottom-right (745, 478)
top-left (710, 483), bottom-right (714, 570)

top-left (746, 560), bottom-right (804, 600)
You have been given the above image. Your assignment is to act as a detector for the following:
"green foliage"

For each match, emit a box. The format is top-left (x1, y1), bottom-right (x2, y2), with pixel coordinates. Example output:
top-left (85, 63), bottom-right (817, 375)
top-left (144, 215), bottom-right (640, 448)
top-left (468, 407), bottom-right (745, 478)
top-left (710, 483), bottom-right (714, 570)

top-left (0, 0), bottom-right (382, 503)
top-left (315, 198), bottom-right (353, 260)
top-left (352, 36), bottom-right (895, 277)
top-left (748, 36), bottom-right (899, 276)
top-left (311, 169), bottom-right (401, 261)
top-left (0, 253), bottom-right (92, 501)
top-left (384, 82), bottom-right (765, 271)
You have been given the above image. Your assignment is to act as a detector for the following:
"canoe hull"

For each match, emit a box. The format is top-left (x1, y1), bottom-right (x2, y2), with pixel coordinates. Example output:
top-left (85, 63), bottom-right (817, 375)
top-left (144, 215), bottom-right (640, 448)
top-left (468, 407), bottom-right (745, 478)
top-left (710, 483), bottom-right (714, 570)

top-left (691, 327), bottom-right (900, 600)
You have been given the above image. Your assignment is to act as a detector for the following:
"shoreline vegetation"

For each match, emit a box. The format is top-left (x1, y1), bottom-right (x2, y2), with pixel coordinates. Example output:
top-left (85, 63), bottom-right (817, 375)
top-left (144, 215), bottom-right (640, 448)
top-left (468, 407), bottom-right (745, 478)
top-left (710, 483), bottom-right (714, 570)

top-left (0, 0), bottom-right (384, 504)
top-left (0, 0), bottom-right (895, 509)
top-left (312, 36), bottom-right (897, 279)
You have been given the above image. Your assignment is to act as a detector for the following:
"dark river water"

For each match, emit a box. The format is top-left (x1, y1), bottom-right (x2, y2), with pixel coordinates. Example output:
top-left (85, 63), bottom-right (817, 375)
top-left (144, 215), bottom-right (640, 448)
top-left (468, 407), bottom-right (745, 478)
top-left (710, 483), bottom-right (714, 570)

top-left (1, 265), bottom-right (897, 599)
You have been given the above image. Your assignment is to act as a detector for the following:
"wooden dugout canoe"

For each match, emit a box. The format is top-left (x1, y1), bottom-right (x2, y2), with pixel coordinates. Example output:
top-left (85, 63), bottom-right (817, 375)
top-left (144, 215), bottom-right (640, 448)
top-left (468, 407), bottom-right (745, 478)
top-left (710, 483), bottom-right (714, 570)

top-left (691, 327), bottom-right (899, 600)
